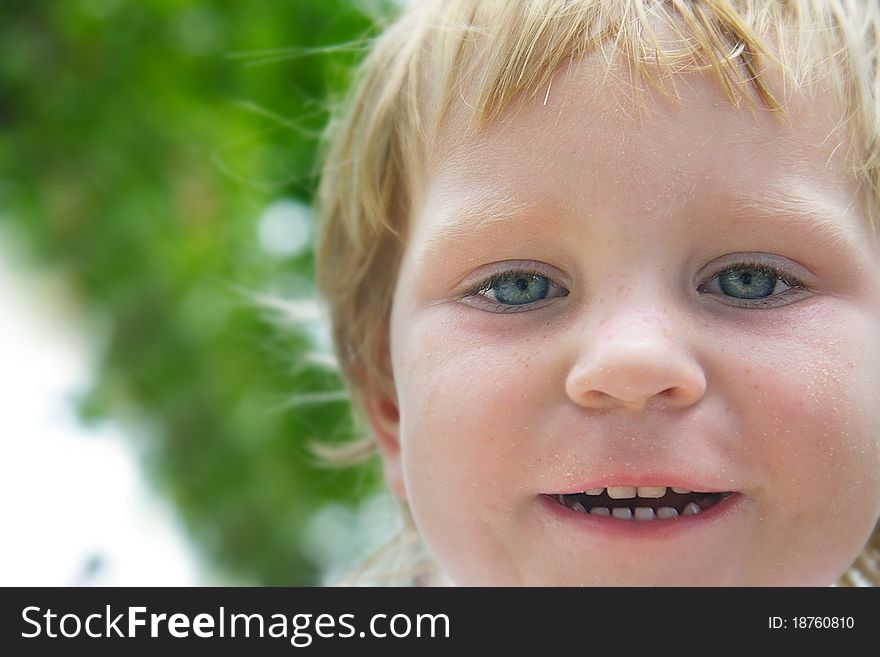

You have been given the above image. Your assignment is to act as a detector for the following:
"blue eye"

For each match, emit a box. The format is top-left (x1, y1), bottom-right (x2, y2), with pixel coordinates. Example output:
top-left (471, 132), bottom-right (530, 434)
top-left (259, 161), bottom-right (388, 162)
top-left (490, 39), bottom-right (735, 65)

top-left (700, 261), bottom-right (808, 307)
top-left (490, 273), bottom-right (550, 305)
top-left (717, 266), bottom-right (777, 299)
top-left (465, 268), bottom-right (568, 311)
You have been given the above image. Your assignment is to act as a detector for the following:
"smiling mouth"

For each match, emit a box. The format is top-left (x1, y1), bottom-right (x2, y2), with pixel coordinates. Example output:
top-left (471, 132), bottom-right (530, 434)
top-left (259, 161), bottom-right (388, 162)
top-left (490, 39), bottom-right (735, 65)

top-left (549, 486), bottom-right (736, 520)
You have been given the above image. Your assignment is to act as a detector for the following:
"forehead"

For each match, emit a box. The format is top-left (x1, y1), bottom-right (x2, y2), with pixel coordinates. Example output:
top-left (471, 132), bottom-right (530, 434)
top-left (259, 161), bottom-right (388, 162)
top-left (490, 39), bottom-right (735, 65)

top-left (432, 48), bottom-right (849, 184)
top-left (410, 50), bottom-right (874, 258)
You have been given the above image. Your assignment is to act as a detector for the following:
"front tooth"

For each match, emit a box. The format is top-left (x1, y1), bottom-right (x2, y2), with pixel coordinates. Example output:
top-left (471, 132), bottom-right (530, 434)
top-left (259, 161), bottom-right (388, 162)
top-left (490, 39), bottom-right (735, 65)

top-left (611, 507), bottom-right (633, 519)
top-left (589, 506), bottom-right (610, 517)
top-left (656, 507), bottom-right (679, 519)
top-left (682, 502), bottom-right (701, 515)
top-left (634, 507), bottom-right (655, 520)
top-left (584, 488), bottom-right (604, 495)
top-left (571, 502), bottom-right (587, 513)
top-left (636, 486), bottom-right (666, 498)
top-left (607, 486), bottom-right (637, 499)
top-left (672, 487), bottom-right (692, 494)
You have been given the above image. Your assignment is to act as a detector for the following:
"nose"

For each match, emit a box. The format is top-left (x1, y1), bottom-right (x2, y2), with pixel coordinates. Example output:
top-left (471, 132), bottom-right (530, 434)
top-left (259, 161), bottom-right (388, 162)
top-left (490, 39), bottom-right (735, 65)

top-left (564, 305), bottom-right (706, 412)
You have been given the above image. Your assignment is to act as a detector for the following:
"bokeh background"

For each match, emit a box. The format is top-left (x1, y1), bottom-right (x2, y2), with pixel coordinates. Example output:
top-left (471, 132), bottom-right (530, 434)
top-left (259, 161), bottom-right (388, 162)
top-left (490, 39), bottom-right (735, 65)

top-left (0, 0), bottom-right (398, 585)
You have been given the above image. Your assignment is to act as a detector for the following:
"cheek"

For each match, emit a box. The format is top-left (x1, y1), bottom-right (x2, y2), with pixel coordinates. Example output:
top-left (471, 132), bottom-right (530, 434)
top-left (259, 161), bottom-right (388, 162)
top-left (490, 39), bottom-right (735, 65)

top-left (746, 320), bottom-right (880, 480)
top-left (394, 315), bottom-right (539, 489)
top-left (726, 305), bottom-right (880, 559)
top-left (390, 310), bottom-right (551, 582)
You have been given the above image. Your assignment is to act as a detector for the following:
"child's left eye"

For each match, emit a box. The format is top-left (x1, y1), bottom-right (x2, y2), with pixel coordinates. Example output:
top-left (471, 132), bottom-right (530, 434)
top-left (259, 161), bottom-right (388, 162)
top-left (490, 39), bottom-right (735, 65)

top-left (463, 269), bottom-right (569, 312)
top-left (698, 261), bottom-right (810, 308)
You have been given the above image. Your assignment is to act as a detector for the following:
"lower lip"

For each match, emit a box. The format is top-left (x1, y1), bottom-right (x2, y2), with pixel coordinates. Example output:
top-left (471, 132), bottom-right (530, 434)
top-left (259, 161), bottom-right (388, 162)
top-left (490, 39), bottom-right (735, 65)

top-left (538, 493), bottom-right (743, 540)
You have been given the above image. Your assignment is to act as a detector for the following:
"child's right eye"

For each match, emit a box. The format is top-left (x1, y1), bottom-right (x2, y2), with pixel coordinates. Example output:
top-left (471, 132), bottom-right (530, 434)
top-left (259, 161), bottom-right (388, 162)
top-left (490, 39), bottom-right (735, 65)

top-left (462, 269), bottom-right (570, 312)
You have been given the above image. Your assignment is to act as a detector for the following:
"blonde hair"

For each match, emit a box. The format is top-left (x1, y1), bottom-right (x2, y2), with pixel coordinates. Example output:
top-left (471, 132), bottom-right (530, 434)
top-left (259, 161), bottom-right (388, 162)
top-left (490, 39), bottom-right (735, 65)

top-left (315, 0), bottom-right (880, 585)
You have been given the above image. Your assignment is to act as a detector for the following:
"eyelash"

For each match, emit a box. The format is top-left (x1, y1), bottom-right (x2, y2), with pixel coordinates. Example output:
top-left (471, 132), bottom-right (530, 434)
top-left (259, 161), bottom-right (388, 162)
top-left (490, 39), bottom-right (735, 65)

top-left (461, 261), bottom-right (809, 312)
top-left (461, 267), bottom-right (563, 313)
top-left (697, 259), bottom-right (808, 309)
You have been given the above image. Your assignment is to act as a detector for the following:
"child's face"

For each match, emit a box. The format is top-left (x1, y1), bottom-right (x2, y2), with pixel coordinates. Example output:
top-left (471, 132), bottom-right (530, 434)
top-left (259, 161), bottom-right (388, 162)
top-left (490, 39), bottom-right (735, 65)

top-left (376, 55), bottom-right (880, 585)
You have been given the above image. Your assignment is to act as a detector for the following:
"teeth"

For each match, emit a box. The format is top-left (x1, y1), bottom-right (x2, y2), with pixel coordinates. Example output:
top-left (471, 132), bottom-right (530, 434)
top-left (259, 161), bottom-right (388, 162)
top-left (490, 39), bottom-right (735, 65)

top-left (555, 487), bottom-right (727, 521)
top-left (636, 486), bottom-right (666, 498)
top-left (634, 507), bottom-right (655, 520)
top-left (578, 503), bottom-right (696, 521)
top-left (607, 486), bottom-right (637, 499)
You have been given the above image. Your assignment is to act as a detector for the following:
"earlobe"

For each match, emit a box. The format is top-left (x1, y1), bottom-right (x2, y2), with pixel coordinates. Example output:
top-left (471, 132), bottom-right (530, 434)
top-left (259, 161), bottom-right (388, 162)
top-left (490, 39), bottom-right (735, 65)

top-left (363, 387), bottom-right (406, 500)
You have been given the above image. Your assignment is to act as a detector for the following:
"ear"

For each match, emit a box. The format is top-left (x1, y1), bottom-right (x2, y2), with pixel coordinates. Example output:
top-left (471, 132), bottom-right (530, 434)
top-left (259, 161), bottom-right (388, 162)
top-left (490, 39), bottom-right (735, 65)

top-left (362, 385), bottom-right (406, 500)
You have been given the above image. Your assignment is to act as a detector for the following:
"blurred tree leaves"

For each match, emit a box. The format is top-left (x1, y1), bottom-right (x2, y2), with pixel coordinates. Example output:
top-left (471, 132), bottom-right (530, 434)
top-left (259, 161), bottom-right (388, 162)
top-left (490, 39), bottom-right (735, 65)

top-left (0, 0), bottom-right (391, 584)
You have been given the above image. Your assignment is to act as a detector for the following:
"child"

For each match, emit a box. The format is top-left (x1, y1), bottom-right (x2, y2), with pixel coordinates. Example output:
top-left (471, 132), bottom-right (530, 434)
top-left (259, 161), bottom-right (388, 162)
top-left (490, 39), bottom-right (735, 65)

top-left (315, 0), bottom-right (880, 586)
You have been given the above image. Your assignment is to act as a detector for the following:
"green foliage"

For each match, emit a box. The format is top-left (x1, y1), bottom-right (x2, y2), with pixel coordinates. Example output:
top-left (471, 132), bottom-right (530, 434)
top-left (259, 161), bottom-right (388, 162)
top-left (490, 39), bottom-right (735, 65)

top-left (0, 0), bottom-right (393, 584)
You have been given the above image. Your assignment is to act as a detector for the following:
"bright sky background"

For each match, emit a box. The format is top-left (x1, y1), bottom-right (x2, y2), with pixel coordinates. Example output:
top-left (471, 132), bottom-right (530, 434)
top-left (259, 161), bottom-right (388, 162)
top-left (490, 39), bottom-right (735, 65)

top-left (0, 227), bottom-right (397, 587)
top-left (0, 237), bottom-right (208, 586)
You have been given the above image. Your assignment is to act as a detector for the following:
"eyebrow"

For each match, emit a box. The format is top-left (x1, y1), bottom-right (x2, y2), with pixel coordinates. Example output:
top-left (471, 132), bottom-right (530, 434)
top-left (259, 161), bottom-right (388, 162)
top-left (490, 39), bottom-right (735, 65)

top-left (717, 186), bottom-right (868, 256)
top-left (421, 191), bottom-right (568, 253)
top-left (420, 184), bottom-right (870, 262)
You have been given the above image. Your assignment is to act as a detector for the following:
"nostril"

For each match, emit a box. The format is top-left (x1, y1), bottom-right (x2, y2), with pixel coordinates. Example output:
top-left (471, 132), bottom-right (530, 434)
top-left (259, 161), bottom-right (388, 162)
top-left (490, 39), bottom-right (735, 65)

top-left (579, 390), bottom-right (612, 404)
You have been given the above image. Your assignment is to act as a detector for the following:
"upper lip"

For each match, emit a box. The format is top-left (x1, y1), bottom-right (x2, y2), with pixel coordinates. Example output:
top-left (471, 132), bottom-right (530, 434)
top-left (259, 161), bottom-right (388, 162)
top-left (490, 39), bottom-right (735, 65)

top-left (539, 420), bottom-right (743, 495)
top-left (545, 475), bottom-right (739, 496)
